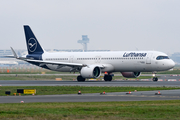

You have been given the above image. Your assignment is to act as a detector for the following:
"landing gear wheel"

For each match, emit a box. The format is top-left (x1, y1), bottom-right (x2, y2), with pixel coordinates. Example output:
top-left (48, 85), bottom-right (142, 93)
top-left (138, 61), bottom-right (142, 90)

top-left (104, 75), bottom-right (112, 81)
top-left (153, 77), bottom-right (158, 82)
top-left (77, 76), bottom-right (85, 82)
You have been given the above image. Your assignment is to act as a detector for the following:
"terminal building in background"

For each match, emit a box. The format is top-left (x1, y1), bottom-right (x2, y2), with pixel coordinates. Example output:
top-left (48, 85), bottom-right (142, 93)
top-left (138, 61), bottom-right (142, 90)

top-left (0, 49), bottom-right (27, 67)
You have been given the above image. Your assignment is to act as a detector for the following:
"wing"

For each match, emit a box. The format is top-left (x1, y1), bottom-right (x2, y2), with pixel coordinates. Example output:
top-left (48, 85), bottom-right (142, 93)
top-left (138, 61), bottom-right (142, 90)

top-left (25, 59), bottom-right (105, 68)
top-left (5, 47), bottom-right (26, 59)
top-left (25, 59), bottom-right (85, 67)
top-left (25, 59), bottom-right (107, 72)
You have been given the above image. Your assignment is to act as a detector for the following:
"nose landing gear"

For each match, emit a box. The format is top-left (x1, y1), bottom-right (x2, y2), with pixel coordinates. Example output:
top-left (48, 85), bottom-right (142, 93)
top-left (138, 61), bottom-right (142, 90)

top-left (152, 73), bottom-right (158, 82)
top-left (152, 77), bottom-right (158, 81)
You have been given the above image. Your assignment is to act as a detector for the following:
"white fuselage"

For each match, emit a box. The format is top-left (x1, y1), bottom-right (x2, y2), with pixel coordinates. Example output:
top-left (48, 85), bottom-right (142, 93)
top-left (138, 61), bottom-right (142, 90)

top-left (41, 51), bottom-right (175, 73)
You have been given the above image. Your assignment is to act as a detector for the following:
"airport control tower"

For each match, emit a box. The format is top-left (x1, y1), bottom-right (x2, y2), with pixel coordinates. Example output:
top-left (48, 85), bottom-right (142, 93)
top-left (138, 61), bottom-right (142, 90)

top-left (77, 35), bottom-right (89, 51)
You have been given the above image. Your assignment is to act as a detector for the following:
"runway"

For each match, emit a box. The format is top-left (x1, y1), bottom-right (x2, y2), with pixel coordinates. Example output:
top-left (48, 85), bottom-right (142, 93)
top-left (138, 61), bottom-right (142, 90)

top-left (1, 80), bottom-right (180, 87)
top-left (0, 90), bottom-right (180, 103)
top-left (0, 74), bottom-right (180, 87)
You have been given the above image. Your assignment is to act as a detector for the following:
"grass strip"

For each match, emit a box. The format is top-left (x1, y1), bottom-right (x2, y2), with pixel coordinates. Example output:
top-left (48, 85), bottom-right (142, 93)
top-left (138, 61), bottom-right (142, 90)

top-left (0, 100), bottom-right (180, 120)
top-left (0, 86), bottom-right (180, 96)
top-left (143, 69), bottom-right (180, 74)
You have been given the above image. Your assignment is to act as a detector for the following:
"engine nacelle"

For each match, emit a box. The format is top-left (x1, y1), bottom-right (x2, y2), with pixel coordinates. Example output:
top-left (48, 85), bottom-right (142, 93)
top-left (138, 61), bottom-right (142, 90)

top-left (80, 65), bottom-right (101, 78)
top-left (121, 72), bottom-right (141, 78)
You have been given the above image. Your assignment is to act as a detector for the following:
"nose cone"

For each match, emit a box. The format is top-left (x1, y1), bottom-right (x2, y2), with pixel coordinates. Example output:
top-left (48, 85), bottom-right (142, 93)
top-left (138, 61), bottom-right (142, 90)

top-left (169, 60), bottom-right (175, 69)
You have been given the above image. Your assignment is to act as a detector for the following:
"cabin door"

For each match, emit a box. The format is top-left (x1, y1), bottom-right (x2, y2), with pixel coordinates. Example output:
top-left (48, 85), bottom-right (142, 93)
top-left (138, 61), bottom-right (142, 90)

top-left (146, 53), bottom-right (153, 64)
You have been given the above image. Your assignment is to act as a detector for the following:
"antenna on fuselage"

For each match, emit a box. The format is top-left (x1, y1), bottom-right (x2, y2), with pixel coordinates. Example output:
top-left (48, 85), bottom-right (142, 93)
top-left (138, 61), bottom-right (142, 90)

top-left (136, 47), bottom-right (139, 51)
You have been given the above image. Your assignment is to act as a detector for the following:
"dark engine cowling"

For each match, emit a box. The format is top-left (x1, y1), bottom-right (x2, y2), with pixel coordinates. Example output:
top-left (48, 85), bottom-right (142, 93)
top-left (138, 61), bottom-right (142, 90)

top-left (80, 65), bottom-right (101, 78)
top-left (121, 72), bottom-right (141, 78)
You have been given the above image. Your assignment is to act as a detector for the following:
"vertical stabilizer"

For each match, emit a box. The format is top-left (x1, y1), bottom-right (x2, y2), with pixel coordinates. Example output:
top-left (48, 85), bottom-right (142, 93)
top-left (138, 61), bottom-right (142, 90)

top-left (24, 25), bottom-right (44, 54)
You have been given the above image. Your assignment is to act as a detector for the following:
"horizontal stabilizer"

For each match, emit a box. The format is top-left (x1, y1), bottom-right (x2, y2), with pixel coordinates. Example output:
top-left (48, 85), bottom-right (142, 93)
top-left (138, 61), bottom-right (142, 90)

top-left (4, 55), bottom-right (16, 58)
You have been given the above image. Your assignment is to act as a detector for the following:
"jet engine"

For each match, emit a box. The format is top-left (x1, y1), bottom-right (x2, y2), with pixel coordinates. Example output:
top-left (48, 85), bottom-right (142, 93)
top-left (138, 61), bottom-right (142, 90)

top-left (80, 65), bottom-right (101, 78)
top-left (121, 72), bottom-right (141, 78)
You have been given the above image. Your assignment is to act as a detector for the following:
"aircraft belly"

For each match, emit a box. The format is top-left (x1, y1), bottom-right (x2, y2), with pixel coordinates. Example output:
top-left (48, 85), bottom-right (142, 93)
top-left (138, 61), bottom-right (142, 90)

top-left (57, 67), bottom-right (76, 72)
top-left (46, 64), bottom-right (72, 72)
top-left (101, 64), bottom-right (114, 72)
top-left (113, 61), bottom-right (136, 72)
top-left (112, 60), bottom-right (150, 72)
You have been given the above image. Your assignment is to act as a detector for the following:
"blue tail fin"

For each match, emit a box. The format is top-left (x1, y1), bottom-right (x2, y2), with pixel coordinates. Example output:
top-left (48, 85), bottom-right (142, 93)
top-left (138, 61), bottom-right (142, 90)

top-left (24, 25), bottom-right (44, 54)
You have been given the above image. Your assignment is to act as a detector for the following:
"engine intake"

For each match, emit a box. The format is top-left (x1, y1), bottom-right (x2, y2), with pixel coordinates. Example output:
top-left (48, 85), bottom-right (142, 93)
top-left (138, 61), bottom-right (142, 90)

top-left (80, 65), bottom-right (101, 78)
top-left (121, 72), bottom-right (141, 78)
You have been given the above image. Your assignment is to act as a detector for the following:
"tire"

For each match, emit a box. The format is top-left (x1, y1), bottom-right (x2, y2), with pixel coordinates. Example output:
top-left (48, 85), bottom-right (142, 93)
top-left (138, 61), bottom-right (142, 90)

top-left (77, 76), bottom-right (85, 82)
top-left (104, 75), bottom-right (112, 81)
top-left (153, 77), bottom-right (158, 82)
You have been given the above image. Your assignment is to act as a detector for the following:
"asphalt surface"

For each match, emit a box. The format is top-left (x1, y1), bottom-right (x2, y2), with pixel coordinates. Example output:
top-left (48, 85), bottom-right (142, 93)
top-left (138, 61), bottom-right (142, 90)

top-left (0, 74), bottom-right (180, 103)
top-left (0, 90), bottom-right (180, 103)
top-left (0, 74), bottom-right (180, 87)
top-left (1, 80), bottom-right (180, 87)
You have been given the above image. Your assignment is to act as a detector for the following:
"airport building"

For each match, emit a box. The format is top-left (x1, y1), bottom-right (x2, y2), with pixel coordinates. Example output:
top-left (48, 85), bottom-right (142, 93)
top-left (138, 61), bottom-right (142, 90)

top-left (0, 49), bottom-right (28, 67)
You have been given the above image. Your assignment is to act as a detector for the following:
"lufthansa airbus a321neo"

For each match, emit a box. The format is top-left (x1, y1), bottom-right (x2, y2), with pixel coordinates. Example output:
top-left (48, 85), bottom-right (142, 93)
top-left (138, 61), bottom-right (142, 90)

top-left (9, 25), bottom-right (175, 82)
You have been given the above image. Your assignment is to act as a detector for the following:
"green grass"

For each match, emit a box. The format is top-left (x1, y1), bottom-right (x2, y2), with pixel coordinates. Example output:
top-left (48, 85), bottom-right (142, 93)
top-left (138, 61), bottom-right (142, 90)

top-left (1, 86), bottom-right (180, 96)
top-left (0, 100), bottom-right (180, 120)
top-left (142, 69), bottom-right (180, 74)
top-left (157, 69), bottom-right (180, 74)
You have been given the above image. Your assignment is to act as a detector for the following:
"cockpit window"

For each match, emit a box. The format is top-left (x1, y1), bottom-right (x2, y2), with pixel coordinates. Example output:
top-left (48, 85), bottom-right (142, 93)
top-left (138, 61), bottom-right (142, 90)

top-left (156, 56), bottom-right (169, 60)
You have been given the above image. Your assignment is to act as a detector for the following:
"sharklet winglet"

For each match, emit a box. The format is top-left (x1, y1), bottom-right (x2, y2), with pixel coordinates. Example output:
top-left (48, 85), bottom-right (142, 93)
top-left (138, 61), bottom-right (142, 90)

top-left (10, 47), bottom-right (19, 59)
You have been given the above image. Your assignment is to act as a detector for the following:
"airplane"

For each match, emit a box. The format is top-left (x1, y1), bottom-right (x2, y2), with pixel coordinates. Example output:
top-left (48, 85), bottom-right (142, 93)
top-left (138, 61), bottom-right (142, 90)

top-left (9, 25), bottom-right (175, 82)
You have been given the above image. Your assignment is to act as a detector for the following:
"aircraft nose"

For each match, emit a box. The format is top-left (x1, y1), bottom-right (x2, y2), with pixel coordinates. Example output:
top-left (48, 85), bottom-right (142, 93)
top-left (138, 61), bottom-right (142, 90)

top-left (169, 60), bottom-right (175, 68)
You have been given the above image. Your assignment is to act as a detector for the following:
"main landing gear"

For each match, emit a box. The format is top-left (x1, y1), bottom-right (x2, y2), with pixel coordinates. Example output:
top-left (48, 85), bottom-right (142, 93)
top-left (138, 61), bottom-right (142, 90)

top-left (77, 73), bottom-right (113, 82)
top-left (104, 73), bottom-right (113, 81)
top-left (77, 75), bottom-right (85, 82)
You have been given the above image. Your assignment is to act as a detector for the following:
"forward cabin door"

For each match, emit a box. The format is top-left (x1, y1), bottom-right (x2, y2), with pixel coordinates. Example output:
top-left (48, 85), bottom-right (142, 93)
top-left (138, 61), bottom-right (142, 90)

top-left (146, 53), bottom-right (153, 64)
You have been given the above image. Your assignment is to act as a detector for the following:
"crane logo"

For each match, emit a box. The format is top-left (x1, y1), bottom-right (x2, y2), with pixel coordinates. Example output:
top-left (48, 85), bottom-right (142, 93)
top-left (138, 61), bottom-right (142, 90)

top-left (28, 38), bottom-right (37, 52)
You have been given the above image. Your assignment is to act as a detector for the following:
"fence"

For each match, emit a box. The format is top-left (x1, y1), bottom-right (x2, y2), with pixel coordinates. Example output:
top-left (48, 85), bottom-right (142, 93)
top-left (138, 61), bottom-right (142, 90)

top-left (0, 65), bottom-right (50, 73)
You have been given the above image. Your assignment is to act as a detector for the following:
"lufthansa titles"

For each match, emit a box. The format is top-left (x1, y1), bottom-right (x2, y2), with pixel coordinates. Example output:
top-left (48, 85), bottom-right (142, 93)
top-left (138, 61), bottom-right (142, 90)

top-left (123, 52), bottom-right (147, 57)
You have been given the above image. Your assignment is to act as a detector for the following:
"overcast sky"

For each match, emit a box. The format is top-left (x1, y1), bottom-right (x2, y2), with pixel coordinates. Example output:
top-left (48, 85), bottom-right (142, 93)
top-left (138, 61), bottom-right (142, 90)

top-left (0, 0), bottom-right (180, 54)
